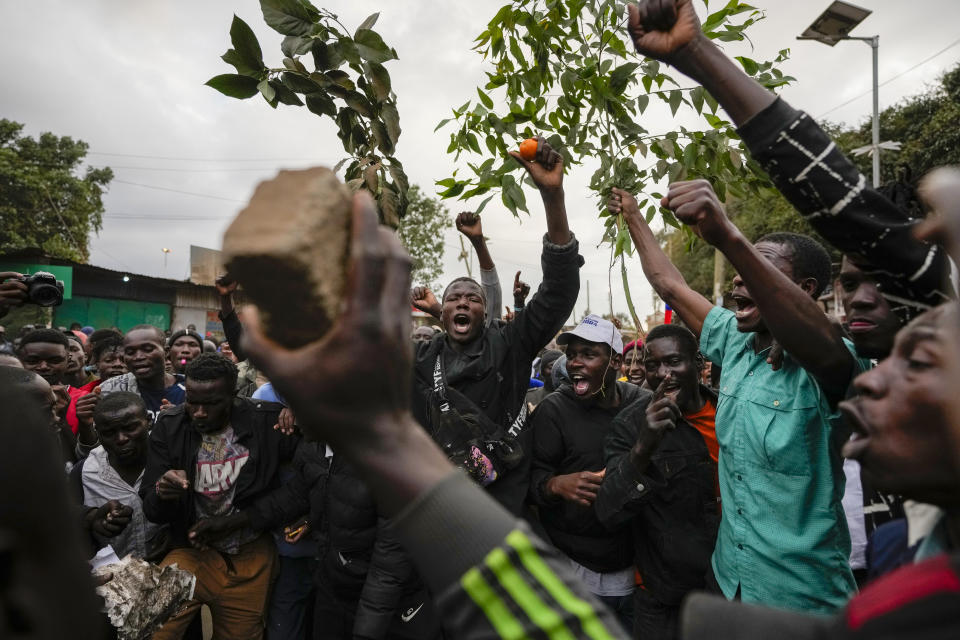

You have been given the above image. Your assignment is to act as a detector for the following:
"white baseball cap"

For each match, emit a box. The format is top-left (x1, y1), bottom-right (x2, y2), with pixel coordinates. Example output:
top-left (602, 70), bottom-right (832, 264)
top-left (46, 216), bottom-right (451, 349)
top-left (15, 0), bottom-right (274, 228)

top-left (556, 314), bottom-right (623, 353)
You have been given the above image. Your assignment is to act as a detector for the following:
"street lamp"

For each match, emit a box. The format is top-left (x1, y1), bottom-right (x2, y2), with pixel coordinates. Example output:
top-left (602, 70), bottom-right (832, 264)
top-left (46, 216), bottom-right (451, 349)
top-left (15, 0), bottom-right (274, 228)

top-left (797, 1), bottom-right (881, 188)
top-left (162, 247), bottom-right (172, 274)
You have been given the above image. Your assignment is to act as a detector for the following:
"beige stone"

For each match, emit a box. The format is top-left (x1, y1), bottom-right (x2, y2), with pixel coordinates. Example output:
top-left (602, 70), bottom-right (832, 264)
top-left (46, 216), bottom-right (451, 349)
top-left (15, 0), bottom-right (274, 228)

top-left (222, 167), bottom-right (351, 349)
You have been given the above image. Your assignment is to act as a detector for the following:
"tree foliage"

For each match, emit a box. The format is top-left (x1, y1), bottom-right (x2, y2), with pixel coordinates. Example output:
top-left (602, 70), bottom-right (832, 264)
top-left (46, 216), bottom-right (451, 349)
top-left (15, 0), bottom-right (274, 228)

top-left (0, 119), bottom-right (113, 262)
top-left (437, 1), bottom-right (791, 229)
top-left (436, 0), bottom-right (792, 326)
top-left (662, 63), bottom-right (960, 298)
top-left (207, 0), bottom-right (409, 226)
top-left (831, 62), bottom-right (960, 185)
top-left (397, 185), bottom-right (450, 287)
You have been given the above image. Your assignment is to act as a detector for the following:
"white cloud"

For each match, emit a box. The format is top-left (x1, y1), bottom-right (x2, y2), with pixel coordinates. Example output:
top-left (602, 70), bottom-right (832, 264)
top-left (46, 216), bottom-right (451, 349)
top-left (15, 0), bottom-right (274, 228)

top-left (3, 0), bottom-right (959, 325)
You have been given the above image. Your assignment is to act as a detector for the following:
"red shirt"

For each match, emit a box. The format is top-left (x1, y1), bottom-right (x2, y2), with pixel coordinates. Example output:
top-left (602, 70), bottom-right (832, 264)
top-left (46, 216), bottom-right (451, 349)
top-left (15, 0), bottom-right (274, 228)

top-left (66, 379), bottom-right (100, 434)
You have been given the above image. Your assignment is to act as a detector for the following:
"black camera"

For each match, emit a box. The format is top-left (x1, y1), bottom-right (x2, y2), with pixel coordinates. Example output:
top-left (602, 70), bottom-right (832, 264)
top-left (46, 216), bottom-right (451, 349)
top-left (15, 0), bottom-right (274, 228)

top-left (17, 272), bottom-right (65, 307)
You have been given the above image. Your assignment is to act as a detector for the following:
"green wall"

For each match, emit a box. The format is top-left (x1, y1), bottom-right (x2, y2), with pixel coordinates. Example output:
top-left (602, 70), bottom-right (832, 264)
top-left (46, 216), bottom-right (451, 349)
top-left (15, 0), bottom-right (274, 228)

top-left (54, 296), bottom-right (171, 332)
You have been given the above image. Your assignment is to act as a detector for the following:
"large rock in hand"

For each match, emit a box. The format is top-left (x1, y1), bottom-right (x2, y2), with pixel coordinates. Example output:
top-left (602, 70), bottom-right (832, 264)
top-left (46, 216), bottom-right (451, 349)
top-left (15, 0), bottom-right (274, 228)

top-left (223, 167), bottom-right (351, 349)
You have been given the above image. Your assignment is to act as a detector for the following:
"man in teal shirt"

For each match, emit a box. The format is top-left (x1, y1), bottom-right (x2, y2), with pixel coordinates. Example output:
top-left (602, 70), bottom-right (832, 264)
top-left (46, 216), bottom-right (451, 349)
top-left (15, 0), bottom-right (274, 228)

top-left (613, 177), bottom-right (868, 611)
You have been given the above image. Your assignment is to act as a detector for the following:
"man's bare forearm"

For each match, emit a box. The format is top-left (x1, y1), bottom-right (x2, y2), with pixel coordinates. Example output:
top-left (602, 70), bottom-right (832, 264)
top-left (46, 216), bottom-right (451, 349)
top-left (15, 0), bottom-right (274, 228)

top-left (624, 215), bottom-right (711, 334)
top-left (470, 236), bottom-right (495, 271)
top-left (716, 230), bottom-right (853, 391)
top-left (672, 36), bottom-right (776, 127)
top-left (541, 188), bottom-right (572, 246)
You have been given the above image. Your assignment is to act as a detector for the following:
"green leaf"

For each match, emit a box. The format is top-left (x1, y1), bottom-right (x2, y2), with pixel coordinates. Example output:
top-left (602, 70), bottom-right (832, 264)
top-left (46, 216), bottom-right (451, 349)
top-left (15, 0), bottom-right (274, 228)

top-left (434, 118), bottom-right (452, 133)
top-left (305, 92), bottom-right (337, 116)
top-left (690, 86), bottom-right (705, 114)
top-left (382, 101), bottom-right (401, 145)
top-left (337, 38), bottom-right (362, 65)
top-left (636, 94), bottom-right (649, 112)
top-left (345, 91), bottom-right (374, 117)
top-left (258, 78), bottom-right (277, 104)
top-left (356, 12), bottom-right (380, 33)
top-left (281, 35), bottom-right (313, 57)
top-left (474, 194), bottom-right (495, 214)
top-left (281, 71), bottom-right (320, 94)
top-left (682, 142), bottom-right (697, 169)
top-left (229, 15), bottom-right (264, 74)
top-left (205, 74), bottom-right (260, 99)
top-left (312, 41), bottom-right (344, 71)
top-left (735, 56), bottom-right (759, 75)
top-left (269, 79), bottom-right (304, 106)
top-left (364, 62), bottom-right (392, 101)
top-left (371, 119), bottom-right (393, 155)
top-left (609, 62), bottom-right (639, 95)
top-left (668, 90), bottom-right (683, 116)
top-left (221, 49), bottom-right (264, 78)
top-left (379, 186), bottom-right (401, 227)
top-left (477, 88), bottom-right (494, 109)
top-left (260, 0), bottom-right (317, 36)
top-left (354, 29), bottom-right (397, 63)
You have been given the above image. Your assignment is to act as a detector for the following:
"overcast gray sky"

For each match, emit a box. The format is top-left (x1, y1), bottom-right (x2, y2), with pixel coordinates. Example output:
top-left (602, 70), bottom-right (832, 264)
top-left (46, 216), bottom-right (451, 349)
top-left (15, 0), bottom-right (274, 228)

top-left (3, 0), bottom-right (959, 324)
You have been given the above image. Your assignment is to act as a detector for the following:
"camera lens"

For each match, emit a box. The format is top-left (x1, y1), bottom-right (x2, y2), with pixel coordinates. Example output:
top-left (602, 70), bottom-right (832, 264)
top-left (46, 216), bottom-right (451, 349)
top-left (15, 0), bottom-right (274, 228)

top-left (27, 280), bottom-right (64, 307)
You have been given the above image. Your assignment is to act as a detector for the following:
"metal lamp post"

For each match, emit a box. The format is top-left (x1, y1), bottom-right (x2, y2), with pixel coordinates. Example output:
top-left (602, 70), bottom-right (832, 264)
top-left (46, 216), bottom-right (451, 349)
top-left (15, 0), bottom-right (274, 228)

top-left (797, 1), bottom-right (880, 188)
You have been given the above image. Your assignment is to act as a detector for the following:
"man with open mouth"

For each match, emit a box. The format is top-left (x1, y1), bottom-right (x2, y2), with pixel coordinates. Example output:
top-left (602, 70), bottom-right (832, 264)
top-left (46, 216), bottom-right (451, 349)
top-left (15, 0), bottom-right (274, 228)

top-left (528, 314), bottom-right (642, 632)
top-left (412, 136), bottom-right (582, 517)
top-left (839, 302), bottom-right (960, 562)
top-left (97, 325), bottom-right (186, 424)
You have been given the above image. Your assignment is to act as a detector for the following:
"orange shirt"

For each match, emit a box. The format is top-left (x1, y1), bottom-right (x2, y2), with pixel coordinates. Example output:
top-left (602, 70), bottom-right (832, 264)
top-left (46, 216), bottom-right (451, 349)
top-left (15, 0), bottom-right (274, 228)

top-left (684, 397), bottom-right (718, 463)
top-left (685, 397), bottom-right (720, 501)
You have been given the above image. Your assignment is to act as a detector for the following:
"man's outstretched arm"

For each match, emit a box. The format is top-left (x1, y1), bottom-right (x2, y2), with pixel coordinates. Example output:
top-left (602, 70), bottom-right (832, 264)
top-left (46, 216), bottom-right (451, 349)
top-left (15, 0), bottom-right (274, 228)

top-left (608, 187), bottom-right (713, 335)
top-left (665, 179), bottom-right (854, 394)
top-left (626, 0), bottom-right (951, 315)
top-left (242, 192), bottom-right (626, 640)
top-left (505, 137), bottom-right (581, 355)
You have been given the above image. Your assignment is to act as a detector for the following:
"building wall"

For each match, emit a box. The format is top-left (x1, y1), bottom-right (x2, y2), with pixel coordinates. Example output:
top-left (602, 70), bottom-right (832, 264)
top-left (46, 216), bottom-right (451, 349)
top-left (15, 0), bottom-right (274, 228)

top-left (54, 296), bottom-right (172, 332)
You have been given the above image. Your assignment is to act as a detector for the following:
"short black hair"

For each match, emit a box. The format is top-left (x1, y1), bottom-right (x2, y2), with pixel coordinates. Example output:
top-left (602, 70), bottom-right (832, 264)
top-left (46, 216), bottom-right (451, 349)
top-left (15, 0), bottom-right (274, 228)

top-left (442, 277), bottom-right (487, 304)
top-left (92, 334), bottom-right (124, 362)
top-left (757, 232), bottom-right (832, 298)
top-left (94, 391), bottom-right (147, 424)
top-left (0, 364), bottom-right (40, 387)
top-left (18, 329), bottom-right (69, 354)
top-left (185, 352), bottom-right (238, 390)
top-left (89, 328), bottom-right (123, 346)
top-left (125, 324), bottom-right (166, 344)
top-left (63, 332), bottom-right (83, 347)
top-left (644, 324), bottom-right (700, 361)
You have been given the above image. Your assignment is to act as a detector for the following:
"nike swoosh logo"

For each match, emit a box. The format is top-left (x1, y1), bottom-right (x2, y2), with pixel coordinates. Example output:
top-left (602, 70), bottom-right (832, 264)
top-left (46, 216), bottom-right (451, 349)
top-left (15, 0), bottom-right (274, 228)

top-left (338, 551), bottom-right (350, 566)
top-left (401, 602), bottom-right (424, 623)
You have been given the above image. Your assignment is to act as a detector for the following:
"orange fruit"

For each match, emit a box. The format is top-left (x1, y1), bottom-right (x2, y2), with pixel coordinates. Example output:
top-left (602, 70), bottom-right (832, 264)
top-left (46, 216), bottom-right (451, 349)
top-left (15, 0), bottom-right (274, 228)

top-left (519, 138), bottom-right (538, 161)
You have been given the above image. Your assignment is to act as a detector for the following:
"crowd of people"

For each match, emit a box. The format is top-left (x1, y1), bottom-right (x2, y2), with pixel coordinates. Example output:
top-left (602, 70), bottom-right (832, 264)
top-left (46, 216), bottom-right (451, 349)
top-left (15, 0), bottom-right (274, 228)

top-left (3, 1), bottom-right (960, 639)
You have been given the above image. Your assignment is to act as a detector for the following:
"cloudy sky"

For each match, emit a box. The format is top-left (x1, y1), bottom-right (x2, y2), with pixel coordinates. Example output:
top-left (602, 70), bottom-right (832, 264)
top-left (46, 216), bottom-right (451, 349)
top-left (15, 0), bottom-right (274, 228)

top-left (3, 0), bottom-right (959, 324)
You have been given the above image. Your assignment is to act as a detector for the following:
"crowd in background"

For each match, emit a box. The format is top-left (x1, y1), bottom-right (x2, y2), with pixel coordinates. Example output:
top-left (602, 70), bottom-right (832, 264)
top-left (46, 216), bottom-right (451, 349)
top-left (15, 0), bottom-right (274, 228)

top-left (3, 2), bottom-right (960, 639)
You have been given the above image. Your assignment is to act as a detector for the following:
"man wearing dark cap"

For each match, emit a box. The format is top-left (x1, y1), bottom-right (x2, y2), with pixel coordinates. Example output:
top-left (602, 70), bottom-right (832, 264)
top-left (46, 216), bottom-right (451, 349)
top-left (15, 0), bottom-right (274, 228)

top-left (167, 329), bottom-right (203, 374)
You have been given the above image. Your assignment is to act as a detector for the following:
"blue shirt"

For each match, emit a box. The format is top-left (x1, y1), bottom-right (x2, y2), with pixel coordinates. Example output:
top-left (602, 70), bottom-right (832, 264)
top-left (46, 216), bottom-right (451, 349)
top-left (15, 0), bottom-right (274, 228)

top-left (700, 307), bottom-right (869, 612)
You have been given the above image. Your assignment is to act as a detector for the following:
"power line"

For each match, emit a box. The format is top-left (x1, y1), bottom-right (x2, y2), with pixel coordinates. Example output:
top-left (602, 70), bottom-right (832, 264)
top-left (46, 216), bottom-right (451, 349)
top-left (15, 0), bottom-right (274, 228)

top-left (110, 179), bottom-right (247, 203)
top-left (104, 215), bottom-right (231, 221)
top-left (100, 165), bottom-right (290, 173)
top-left (818, 35), bottom-right (960, 118)
top-left (88, 151), bottom-right (321, 162)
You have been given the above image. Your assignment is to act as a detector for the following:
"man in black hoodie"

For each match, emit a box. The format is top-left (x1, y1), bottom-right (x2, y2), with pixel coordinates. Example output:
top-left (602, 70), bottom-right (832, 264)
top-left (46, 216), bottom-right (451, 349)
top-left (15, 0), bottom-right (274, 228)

top-left (528, 314), bottom-right (642, 632)
top-left (412, 136), bottom-right (581, 516)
